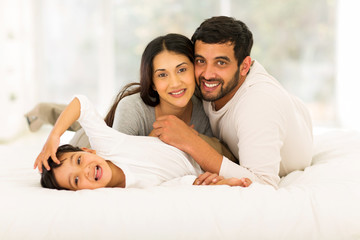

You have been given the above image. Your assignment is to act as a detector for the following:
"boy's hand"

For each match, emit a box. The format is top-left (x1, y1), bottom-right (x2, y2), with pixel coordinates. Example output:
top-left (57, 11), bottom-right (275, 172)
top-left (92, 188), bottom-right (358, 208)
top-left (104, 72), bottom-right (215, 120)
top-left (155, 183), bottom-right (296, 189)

top-left (193, 172), bottom-right (252, 187)
top-left (34, 135), bottom-right (60, 173)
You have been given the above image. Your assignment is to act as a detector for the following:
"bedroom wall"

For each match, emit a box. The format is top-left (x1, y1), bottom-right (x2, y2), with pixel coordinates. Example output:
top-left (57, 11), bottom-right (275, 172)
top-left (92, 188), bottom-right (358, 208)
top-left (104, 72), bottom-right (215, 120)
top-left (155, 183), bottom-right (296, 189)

top-left (336, 0), bottom-right (360, 131)
top-left (1, 0), bottom-right (357, 141)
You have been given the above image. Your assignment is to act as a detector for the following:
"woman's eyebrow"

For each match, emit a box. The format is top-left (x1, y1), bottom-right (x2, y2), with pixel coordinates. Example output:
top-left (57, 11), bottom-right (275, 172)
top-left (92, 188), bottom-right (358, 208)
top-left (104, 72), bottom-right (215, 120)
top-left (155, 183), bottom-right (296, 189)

top-left (176, 62), bottom-right (187, 68)
top-left (154, 68), bottom-right (165, 73)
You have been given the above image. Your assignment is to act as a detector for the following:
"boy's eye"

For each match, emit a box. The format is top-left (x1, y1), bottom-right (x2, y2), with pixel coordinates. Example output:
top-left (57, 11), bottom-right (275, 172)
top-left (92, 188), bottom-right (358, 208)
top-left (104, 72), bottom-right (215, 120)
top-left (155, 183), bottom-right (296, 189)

top-left (77, 157), bottom-right (81, 165)
top-left (75, 177), bottom-right (79, 186)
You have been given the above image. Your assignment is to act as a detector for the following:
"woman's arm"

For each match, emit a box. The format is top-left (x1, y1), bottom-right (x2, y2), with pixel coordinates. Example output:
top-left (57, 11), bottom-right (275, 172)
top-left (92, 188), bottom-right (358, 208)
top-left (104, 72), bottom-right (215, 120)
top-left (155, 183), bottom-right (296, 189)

top-left (34, 98), bottom-right (81, 172)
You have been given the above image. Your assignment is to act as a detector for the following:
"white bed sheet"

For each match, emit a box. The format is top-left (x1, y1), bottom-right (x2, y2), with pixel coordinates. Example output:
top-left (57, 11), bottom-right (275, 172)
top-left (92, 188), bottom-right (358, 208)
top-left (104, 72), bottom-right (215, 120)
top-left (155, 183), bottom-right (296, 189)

top-left (0, 128), bottom-right (359, 240)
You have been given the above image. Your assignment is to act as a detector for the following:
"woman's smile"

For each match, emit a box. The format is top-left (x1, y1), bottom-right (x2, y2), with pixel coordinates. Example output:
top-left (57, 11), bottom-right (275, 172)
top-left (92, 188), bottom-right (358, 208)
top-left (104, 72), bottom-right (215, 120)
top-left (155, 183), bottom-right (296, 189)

top-left (169, 88), bottom-right (186, 98)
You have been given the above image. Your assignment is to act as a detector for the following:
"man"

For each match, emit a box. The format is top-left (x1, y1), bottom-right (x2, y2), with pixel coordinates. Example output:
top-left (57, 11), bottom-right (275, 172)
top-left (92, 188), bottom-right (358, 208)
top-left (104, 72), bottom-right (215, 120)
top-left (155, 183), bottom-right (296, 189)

top-left (153, 16), bottom-right (313, 188)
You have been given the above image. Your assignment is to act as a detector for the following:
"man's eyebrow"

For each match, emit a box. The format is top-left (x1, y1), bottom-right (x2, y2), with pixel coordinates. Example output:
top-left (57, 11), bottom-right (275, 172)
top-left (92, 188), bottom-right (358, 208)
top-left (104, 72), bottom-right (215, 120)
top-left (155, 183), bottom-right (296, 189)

top-left (215, 56), bottom-right (231, 62)
top-left (194, 54), bottom-right (203, 59)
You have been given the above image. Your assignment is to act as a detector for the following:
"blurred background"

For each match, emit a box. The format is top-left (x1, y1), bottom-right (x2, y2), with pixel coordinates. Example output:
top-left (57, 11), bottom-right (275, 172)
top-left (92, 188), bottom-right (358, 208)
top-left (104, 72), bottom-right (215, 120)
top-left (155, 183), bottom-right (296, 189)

top-left (0, 0), bottom-right (359, 142)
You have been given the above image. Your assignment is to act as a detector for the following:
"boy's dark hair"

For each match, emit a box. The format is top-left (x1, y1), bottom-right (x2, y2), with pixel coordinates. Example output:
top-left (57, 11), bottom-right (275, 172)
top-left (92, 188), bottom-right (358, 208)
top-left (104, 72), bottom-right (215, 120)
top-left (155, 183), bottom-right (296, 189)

top-left (40, 144), bottom-right (83, 190)
top-left (191, 16), bottom-right (253, 67)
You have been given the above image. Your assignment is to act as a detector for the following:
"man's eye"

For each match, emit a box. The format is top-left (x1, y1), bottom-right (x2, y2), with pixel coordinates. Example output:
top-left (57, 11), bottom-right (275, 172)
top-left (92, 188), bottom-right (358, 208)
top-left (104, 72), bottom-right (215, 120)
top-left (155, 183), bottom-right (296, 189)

top-left (217, 61), bottom-right (226, 66)
top-left (77, 157), bottom-right (81, 165)
top-left (196, 59), bottom-right (205, 64)
top-left (75, 177), bottom-right (79, 186)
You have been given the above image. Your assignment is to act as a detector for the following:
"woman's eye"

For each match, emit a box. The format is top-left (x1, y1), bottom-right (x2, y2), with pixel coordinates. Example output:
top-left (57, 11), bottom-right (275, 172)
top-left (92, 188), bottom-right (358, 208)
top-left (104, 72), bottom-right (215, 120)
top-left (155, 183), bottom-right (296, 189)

top-left (158, 73), bottom-right (167, 78)
top-left (77, 157), bottom-right (81, 165)
top-left (178, 68), bottom-right (186, 73)
top-left (75, 177), bottom-right (79, 186)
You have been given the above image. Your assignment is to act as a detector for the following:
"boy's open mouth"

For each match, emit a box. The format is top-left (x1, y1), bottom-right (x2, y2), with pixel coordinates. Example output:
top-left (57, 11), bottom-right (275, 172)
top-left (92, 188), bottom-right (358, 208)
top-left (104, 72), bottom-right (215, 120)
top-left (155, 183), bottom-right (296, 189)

top-left (94, 165), bottom-right (102, 181)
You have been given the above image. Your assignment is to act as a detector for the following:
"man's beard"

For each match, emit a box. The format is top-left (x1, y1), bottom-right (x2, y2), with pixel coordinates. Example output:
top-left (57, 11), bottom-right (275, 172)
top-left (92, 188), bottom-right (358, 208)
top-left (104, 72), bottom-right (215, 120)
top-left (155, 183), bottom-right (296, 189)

top-left (197, 67), bottom-right (240, 102)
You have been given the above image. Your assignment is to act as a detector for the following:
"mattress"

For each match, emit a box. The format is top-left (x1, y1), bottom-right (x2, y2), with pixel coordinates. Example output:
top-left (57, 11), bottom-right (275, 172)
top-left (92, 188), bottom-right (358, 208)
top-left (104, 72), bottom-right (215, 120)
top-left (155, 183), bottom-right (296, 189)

top-left (0, 128), bottom-right (359, 239)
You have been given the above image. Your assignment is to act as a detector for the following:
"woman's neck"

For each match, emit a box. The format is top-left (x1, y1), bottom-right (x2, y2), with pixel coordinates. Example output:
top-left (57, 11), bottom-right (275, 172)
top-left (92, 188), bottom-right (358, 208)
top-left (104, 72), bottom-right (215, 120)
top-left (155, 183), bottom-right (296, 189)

top-left (155, 100), bottom-right (193, 124)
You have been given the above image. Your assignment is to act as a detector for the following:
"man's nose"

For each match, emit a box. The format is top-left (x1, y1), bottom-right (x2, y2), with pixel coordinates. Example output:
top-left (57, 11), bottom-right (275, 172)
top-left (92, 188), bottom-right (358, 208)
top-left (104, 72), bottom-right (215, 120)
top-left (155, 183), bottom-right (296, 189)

top-left (201, 65), bottom-right (216, 80)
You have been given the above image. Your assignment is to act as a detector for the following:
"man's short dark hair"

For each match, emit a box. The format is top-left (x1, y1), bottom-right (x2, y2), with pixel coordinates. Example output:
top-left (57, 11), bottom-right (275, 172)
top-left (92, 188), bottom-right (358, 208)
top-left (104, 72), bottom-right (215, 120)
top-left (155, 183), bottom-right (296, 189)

top-left (191, 16), bottom-right (253, 66)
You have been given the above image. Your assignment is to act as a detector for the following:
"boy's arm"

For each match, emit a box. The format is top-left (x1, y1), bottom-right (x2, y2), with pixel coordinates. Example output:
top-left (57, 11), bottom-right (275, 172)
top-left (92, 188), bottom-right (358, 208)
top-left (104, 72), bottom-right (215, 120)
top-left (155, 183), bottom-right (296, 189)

top-left (34, 98), bottom-right (81, 172)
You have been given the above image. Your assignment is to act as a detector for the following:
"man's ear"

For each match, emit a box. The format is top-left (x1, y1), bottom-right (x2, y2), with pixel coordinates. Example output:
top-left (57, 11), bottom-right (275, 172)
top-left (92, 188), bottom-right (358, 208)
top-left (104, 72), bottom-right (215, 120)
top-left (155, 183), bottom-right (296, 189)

top-left (81, 147), bottom-right (96, 154)
top-left (240, 56), bottom-right (252, 76)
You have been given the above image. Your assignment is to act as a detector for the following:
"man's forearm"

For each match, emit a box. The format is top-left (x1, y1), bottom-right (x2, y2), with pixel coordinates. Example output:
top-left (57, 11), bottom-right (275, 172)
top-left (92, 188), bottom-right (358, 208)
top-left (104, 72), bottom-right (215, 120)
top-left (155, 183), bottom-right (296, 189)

top-left (184, 134), bottom-right (223, 173)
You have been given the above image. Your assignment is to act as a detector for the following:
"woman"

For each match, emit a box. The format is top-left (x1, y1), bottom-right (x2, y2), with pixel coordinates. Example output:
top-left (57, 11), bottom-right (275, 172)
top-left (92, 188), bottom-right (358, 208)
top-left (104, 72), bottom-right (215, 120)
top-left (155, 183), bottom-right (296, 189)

top-left (34, 33), bottom-right (236, 174)
top-left (70, 33), bottom-right (212, 147)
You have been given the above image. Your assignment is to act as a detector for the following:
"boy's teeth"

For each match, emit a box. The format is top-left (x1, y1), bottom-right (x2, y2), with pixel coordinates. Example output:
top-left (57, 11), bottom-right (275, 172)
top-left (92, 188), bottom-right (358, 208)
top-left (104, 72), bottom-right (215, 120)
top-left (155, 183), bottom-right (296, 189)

top-left (204, 82), bottom-right (219, 88)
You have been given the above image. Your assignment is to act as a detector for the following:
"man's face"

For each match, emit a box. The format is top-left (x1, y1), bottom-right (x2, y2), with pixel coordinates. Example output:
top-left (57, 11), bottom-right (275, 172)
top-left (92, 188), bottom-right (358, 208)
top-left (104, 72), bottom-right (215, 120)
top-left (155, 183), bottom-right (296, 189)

top-left (194, 41), bottom-right (243, 108)
top-left (53, 150), bottom-right (112, 190)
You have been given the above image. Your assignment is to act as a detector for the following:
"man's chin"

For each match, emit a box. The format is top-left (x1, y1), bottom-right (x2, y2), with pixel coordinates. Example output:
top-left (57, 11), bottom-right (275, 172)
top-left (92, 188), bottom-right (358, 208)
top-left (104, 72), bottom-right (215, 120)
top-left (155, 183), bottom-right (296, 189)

top-left (201, 92), bottom-right (221, 102)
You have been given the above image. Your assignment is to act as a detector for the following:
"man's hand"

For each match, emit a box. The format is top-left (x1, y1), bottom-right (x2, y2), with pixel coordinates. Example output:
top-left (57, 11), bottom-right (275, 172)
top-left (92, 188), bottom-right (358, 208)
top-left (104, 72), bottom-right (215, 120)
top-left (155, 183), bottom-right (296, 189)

top-left (152, 115), bottom-right (198, 152)
top-left (193, 172), bottom-right (252, 187)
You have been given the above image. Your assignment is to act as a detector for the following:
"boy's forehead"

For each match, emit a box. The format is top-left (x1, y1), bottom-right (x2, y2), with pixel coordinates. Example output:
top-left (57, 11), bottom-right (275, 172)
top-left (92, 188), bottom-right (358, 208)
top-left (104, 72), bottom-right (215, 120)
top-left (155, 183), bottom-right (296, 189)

top-left (59, 151), bottom-right (80, 162)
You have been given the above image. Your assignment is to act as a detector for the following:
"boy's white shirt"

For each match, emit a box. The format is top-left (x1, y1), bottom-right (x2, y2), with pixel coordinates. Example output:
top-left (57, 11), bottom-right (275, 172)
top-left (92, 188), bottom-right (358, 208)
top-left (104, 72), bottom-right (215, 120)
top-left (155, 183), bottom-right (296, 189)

top-left (75, 95), bottom-right (203, 188)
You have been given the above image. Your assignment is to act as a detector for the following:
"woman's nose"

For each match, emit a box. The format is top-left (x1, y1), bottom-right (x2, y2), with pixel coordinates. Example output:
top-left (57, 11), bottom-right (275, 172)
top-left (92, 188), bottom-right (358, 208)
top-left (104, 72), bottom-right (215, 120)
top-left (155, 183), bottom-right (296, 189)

top-left (169, 74), bottom-right (181, 87)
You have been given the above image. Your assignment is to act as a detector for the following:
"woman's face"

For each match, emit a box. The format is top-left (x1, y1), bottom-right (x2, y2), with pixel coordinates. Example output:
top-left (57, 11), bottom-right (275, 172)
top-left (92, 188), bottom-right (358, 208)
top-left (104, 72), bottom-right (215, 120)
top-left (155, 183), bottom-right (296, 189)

top-left (152, 50), bottom-right (195, 110)
top-left (53, 149), bottom-right (113, 190)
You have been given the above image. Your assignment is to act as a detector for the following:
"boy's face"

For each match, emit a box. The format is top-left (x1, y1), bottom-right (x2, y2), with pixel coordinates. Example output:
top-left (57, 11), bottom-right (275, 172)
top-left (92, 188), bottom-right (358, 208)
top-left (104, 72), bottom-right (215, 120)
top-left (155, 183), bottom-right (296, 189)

top-left (53, 149), bottom-right (112, 190)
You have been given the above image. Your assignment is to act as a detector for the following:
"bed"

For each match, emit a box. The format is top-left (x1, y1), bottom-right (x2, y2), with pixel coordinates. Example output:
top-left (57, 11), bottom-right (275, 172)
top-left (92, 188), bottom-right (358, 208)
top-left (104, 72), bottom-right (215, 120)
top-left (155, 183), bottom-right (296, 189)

top-left (0, 127), bottom-right (360, 239)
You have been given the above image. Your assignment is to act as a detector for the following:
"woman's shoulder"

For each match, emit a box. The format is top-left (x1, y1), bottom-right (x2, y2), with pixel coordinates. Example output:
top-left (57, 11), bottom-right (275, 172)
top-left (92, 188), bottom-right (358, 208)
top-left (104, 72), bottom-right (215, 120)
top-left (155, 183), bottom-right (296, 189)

top-left (117, 93), bottom-right (152, 112)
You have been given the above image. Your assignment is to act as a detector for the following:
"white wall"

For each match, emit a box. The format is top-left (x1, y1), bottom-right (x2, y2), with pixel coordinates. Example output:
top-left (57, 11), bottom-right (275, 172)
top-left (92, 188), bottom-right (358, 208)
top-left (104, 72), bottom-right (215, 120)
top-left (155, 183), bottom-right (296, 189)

top-left (336, 0), bottom-right (360, 131)
top-left (0, 0), bottom-right (36, 141)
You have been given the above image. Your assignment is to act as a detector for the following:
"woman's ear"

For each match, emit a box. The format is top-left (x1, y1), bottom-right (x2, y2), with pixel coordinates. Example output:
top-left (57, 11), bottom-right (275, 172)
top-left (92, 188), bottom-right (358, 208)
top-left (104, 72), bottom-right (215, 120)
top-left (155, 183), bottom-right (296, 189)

top-left (152, 84), bottom-right (157, 91)
top-left (81, 148), bottom-right (96, 154)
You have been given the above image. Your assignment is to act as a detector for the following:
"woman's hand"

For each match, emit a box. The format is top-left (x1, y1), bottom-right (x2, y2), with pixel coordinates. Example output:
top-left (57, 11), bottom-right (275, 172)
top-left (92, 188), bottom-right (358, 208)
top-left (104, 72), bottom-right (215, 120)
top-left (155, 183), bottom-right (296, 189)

top-left (193, 172), bottom-right (252, 187)
top-left (34, 134), bottom-right (61, 173)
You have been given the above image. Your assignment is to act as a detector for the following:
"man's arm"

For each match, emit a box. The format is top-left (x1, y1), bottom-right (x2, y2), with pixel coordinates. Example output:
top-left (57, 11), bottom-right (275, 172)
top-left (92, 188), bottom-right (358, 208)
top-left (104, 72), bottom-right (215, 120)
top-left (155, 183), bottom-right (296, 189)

top-left (152, 115), bottom-right (222, 173)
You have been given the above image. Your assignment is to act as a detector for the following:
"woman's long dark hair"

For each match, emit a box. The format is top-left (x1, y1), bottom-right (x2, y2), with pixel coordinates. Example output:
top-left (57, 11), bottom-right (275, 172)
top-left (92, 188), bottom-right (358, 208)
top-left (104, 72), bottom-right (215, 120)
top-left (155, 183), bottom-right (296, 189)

top-left (104, 33), bottom-right (194, 127)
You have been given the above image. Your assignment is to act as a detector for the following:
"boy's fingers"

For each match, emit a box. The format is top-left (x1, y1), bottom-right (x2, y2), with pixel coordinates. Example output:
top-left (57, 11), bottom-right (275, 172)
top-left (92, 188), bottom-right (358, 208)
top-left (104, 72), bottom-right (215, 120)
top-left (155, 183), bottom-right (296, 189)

top-left (51, 153), bottom-right (60, 164)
